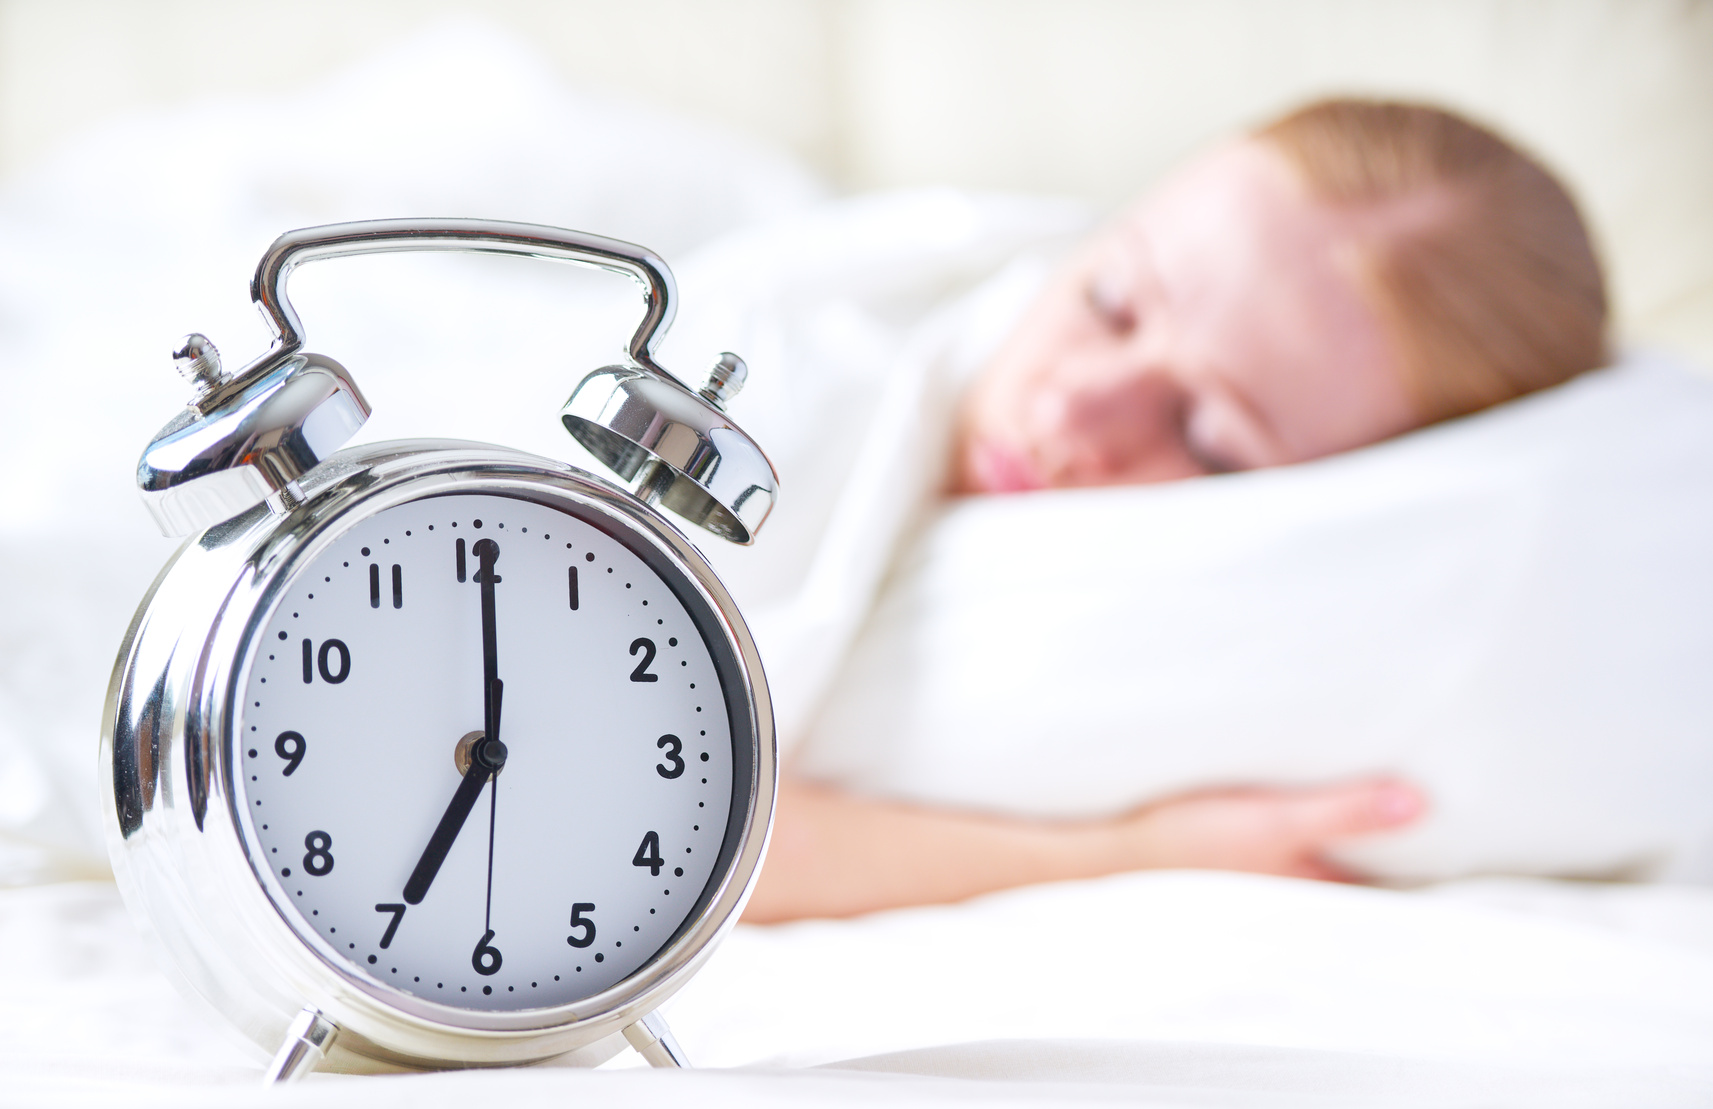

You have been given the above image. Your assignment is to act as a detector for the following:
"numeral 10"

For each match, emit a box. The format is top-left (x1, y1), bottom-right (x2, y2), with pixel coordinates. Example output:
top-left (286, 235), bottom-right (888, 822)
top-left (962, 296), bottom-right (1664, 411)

top-left (300, 638), bottom-right (351, 684)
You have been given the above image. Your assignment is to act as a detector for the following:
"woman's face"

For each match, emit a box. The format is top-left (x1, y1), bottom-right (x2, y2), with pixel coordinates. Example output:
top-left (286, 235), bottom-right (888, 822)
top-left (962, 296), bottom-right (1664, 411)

top-left (952, 139), bottom-right (1420, 493)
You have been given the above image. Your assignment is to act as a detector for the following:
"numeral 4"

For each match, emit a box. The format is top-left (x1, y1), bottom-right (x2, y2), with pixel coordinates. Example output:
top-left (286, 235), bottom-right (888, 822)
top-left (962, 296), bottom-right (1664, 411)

top-left (633, 831), bottom-right (664, 877)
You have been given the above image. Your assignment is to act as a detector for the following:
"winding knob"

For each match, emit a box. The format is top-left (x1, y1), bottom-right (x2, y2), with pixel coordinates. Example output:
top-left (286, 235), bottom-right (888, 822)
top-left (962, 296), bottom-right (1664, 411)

top-left (173, 333), bottom-right (226, 403)
top-left (697, 352), bottom-right (747, 410)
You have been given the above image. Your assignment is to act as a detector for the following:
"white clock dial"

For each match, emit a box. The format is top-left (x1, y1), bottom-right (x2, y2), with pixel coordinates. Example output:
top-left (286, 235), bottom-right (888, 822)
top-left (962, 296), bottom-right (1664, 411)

top-left (234, 492), bottom-right (738, 1012)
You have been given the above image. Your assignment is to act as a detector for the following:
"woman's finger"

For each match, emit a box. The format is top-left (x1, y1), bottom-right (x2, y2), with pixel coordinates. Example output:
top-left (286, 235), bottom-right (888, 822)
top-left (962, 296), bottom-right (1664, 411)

top-left (1266, 778), bottom-right (1426, 847)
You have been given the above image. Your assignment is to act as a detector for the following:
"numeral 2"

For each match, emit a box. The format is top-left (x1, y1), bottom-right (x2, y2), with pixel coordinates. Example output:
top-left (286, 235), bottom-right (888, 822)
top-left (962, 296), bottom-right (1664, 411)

top-left (629, 638), bottom-right (659, 682)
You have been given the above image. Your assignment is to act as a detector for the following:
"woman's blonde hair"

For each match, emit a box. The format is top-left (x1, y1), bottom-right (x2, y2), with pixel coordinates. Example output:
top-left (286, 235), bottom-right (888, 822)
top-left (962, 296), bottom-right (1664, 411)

top-left (1257, 98), bottom-right (1608, 423)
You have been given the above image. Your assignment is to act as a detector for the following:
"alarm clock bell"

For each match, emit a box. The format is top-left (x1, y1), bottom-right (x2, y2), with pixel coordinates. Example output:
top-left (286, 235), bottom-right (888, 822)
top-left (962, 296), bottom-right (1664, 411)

top-left (137, 218), bottom-right (778, 544)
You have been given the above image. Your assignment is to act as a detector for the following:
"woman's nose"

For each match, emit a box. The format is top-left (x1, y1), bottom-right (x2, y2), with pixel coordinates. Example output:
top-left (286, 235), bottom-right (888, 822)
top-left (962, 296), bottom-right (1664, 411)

top-left (1052, 359), bottom-right (1181, 439)
top-left (1022, 354), bottom-right (1202, 484)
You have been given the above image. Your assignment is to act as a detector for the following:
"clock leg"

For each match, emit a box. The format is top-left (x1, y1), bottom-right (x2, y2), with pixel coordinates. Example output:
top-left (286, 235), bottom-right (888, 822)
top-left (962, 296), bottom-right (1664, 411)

top-left (622, 1010), bottom-right (690, 1068)
top-left (262, 1006), bottom-right (340, 1084)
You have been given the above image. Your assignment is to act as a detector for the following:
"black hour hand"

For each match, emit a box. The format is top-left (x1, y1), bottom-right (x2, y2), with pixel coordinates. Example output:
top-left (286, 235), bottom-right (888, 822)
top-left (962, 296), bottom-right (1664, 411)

top-left (402, 680), bottom-right (505, 906)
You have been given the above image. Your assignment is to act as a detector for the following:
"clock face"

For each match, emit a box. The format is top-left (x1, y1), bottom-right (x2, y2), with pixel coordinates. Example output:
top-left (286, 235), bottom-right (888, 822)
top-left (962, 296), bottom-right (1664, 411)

top-left (233, 492), bottom-right (742, 1012)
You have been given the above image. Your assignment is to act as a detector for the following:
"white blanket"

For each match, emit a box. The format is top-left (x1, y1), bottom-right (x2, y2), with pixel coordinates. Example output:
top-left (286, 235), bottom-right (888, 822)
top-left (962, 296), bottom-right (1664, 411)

top-left (4, 872), bottom-right (1713, 1106)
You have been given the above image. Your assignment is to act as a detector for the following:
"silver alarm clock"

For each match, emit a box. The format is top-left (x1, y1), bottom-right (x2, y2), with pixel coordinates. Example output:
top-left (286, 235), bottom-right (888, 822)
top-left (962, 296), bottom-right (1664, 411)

top-left (99, 220), bottom-right (778, 1082)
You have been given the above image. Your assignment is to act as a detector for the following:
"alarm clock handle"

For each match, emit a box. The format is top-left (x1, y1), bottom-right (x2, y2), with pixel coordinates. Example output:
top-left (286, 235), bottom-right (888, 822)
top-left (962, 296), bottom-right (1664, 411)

top-left (248, 217), bottom-right (681, 385)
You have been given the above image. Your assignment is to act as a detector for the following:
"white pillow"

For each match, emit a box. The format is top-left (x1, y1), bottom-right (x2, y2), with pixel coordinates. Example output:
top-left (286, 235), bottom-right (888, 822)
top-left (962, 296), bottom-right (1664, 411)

top-left (794, 353), bottom-right (1713, 883)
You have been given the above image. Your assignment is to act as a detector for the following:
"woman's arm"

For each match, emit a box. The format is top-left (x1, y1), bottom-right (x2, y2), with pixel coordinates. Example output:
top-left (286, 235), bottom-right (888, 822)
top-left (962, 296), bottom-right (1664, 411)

top-left (742, 775), bottom-right (1424, 923)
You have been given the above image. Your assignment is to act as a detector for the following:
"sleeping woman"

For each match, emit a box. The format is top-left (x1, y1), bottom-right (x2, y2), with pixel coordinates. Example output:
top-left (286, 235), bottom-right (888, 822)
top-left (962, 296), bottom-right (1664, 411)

top-left (742, 98), bottom-right (1609, 923)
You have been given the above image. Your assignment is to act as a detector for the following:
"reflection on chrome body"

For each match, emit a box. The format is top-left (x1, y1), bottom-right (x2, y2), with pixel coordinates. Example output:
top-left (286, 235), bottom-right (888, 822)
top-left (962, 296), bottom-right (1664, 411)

top-left (102, 442), bottom-right (777, 1075)
top-left (136, 219), bottom-right (777, 544)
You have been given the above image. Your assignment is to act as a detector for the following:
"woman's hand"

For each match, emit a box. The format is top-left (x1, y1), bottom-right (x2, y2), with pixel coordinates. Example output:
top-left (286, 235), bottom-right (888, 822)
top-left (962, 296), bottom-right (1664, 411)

top-left (1107, 778), bottom-right (1425, 882)
top-left (742, 776), bottom-right (1425, 924)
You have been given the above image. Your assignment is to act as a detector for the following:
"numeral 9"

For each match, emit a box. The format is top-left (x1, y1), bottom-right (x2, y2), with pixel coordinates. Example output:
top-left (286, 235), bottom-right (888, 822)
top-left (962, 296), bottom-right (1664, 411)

top-left (274, 730), bottom-right (306, 776)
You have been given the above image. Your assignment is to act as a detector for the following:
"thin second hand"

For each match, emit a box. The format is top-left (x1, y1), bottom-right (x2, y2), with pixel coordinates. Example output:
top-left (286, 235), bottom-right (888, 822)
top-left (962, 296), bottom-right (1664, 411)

top-left (485, 776), bottom-right (497, 932)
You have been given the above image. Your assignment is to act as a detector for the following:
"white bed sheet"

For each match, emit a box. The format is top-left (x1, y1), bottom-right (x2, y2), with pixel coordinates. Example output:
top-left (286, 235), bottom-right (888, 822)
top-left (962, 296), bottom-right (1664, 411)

top-left (4, 871), bottom-right (1712, 1107)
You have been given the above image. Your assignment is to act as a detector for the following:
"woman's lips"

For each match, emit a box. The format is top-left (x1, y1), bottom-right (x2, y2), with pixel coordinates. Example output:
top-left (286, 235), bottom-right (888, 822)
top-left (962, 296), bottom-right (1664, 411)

top-left (968, 441), bottom-right (1045, 494)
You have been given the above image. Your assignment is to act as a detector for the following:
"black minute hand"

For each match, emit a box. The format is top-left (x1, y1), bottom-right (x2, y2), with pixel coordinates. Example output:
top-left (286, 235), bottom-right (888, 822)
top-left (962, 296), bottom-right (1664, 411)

top-left (475, 539), bottom-right (502, 746)
top-left (402, 539), bottom-right (505, 906)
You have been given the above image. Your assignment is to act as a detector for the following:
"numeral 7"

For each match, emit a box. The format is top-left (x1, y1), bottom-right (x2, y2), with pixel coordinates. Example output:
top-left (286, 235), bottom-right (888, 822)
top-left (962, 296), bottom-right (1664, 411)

top-left (375, 903), bottom-right (406, 949)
